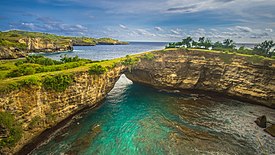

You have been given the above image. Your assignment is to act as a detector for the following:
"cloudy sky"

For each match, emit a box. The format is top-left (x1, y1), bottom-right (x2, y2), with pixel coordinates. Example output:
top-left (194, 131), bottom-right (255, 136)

top-left (1, 0), bottom-right (275, 42)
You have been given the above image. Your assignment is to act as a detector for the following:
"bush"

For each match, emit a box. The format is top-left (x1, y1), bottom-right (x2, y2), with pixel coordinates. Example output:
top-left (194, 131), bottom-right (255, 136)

top-left (247, 55), bottom-right (264, 64)
top-left (219, 52), bottom-right (234, 64)
top-left (121, 55), bottom-right (139, 65)
top-left (26, 55), bottom-right (62, 66)
top-left (143, 53), bottom-right (155, 60)
top-left (0, 112), bottom-right (22, 147)
top-left (60, 55), bottom-right (80, 63)
top-left (43, 74), bottom-right (73, 92)
top-left (28, 116), bottom-right (41, 129)
top-left (21, 76), bottom-right (41, 86)
top-left (7, 64), bottom-right (40, 77)
top-left (88, 64), bottom-right (107, 75)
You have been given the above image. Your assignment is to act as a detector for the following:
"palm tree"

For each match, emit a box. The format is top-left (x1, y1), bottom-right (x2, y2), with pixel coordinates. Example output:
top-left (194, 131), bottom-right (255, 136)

top-left (223, 39), bottom-right (235, 49)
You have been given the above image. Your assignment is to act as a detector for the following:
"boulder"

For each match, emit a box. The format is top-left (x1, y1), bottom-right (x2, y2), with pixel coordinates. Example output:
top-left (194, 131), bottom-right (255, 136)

top-left (264, 124), bottom-right (275, 137)
top-left (255, 115), bottom-right (266, 128)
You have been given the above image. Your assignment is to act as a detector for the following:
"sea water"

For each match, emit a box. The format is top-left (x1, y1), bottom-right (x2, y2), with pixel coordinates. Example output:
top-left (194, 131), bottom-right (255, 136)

top-left (32, 75), bottom-right (275, 155)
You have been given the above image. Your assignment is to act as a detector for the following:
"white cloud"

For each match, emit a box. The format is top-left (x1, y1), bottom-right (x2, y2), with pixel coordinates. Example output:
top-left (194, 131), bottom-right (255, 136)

top-left (154, 27), bottom-right (163, 31)
top-left (234, 26), bottom-right (252, 32)
top-left (135, 28), bottom-right (156, 36)
top-left (119, 24), bottom-right (127, 29)
top-left (265, 28), bottom-right (273, 32)
top-left (171, 30), bottom-right (179, 35)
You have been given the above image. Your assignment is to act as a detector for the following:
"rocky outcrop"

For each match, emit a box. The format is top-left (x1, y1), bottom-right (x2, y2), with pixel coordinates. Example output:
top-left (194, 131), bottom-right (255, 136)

top-left (0, 38), bottom-right (73, 59)
top-left (0, 66), bottom-right (126, 154)
top-left (125, 49), bottom-right (275, 108)
top-left (0, 47), bottom-right (27, 59)
top-left (18, 38), bottom-right (73, 52)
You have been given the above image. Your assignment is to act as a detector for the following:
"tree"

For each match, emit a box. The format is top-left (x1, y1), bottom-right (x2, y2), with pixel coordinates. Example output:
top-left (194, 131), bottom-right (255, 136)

top-left (204, 38), bottom-right (212, 48)
top-left (253, 40), bottom-right (275, 57)
top-left (213, 41), bottom-right (223, 48)
top-left (182, 37), bottom-right (193, 48)
top-left (198, 37), bottom-right (205, 46)
top-left (223, 39), bottom-right (236, 49)
top-left (192, 40), bottom-right (198, 47)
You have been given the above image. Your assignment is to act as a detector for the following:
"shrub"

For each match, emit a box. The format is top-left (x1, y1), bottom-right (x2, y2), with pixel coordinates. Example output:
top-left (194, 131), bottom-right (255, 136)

top-left (26, 55), bottom-right (62, 66)
top-left (21, 76), bottom-right (41, 86)
top-left (88, 64), bottom-right (107, 75)
top-left (0, 112), bottom-right (22, 147)
top-left (219, 52), bottom-right (234, 64)
top-left (121, 55), bottom-right (139, 65)
top-left (143, 53), bottom-right (155, 60)
top-left (43, 74), bottom-right (73, 92)
top-left (7, 64), bottom-right (40, 77)
top-left (60, 55), bottom-right (80, 63)
top-left (28, 116), bottom-right (41, 129)
top-left (0, 66), bottom-right (10, 71)
top-left (247, 55), bottom-right (264, 64)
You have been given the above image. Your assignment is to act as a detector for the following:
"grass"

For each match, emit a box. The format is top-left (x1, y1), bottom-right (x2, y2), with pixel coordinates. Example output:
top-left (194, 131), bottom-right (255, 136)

top-left (0, 112), bottom-right (22, 147)
top-left (0, 54), bottom-right (142, 94)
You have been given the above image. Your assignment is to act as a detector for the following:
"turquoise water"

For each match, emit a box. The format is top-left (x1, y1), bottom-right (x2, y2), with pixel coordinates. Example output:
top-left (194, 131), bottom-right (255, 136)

top-left (32, 75), bottom-right (275, 155)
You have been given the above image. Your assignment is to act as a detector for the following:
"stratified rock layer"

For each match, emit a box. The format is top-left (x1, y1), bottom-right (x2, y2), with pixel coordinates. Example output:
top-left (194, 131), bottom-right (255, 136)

top-left (0, 66), bottom-right (126, 154)
top-left (125, 49), bottom-right (275, 108)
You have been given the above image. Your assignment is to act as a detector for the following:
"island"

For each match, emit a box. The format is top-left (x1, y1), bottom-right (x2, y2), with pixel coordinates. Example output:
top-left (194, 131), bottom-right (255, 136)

top-left (0, 30), bottom-right (128, 59)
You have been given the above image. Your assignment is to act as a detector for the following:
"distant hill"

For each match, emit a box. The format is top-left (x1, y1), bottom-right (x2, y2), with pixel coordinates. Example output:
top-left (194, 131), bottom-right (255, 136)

top-left (0, 30), bottom-right (128, 59)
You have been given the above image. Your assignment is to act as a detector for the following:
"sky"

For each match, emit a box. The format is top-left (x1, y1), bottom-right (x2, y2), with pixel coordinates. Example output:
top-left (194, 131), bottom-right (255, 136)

top-left (0, 0), bottom-right (275, 42)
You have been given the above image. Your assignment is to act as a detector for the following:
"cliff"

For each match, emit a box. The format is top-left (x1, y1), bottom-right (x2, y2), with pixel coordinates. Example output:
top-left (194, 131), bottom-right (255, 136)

top-left (18, 38), bottom-right (73, 52)
top-left (125, 49), bottom-right (275, 108)
top-left (0, 30), bottom-right (128, 59)
top-left (0, 65), bottom-right (126, 154)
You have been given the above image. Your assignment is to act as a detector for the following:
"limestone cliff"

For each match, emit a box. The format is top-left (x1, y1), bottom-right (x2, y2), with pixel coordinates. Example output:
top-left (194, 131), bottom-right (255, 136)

top-left (125, 49), bottom-right (275, 108)
top-left (0, 38), bottom-right (73, 59)
top-left (18, 38), bottom-right (73, 52)
top-left (0, 66), bottom-right (126, 154)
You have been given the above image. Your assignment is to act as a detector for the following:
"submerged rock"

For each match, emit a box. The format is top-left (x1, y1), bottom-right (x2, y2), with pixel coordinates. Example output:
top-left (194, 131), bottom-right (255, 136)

top-left (264, 124), bottom-right (275, 137)
top-left (255, 115), bottom-right (267, 128)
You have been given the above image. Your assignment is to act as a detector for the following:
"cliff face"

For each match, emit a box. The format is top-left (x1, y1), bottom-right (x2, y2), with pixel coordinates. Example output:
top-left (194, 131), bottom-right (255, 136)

top-left (0, 38), bottom-right (73, 59)
top-left (18, 38), bottom-right (73, 52)
top-left (0, 66), bottom-right (126, 154)
top-left (125, 49), bottom-right (275, 108)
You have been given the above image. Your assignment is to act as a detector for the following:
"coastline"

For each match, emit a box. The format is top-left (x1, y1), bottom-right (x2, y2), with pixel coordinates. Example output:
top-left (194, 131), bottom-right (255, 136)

top-left (16, 99), bottom-right (106, 155)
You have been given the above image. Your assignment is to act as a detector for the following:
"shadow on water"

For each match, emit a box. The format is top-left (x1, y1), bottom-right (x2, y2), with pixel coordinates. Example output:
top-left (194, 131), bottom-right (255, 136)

top-left (31, 75), bottom-right (275, 155)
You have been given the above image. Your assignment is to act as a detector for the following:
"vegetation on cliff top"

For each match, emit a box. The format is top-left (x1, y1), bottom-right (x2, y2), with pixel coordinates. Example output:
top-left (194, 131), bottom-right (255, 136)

top-left (0, 53), bottom-right (141, 93)
top-left (166, 37), bottom-right (275, 58)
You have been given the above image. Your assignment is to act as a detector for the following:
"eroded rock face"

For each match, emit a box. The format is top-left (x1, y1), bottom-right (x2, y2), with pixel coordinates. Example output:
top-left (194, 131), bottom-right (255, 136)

top-left (0, 66), bottom-right (126, 154)
top-left (0, 38), bottom-right (73, 59)
top-left (0, 47), bottom-right (27, 59)
top-left (125, 49), bottom-right (275, 108)
top-left (18, 38), bottom-right (73, 52)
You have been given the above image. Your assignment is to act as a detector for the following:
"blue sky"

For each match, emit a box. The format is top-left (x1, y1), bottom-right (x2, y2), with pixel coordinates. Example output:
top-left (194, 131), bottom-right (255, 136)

top-left (1, 0), bottom-right (275, 42)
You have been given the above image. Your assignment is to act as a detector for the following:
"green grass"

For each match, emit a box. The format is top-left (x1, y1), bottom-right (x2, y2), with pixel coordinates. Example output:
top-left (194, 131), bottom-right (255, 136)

top-left (0, 53), bottom-right (142, 94)
top-left (0, 112), bottom-right (22, 147)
